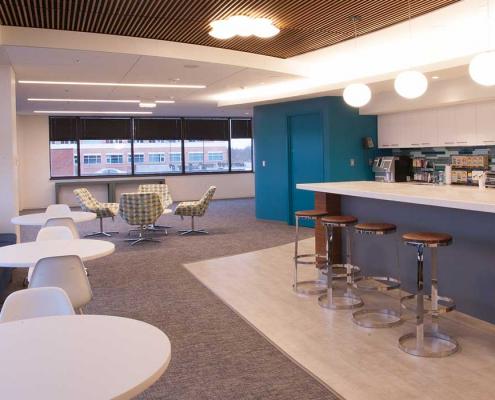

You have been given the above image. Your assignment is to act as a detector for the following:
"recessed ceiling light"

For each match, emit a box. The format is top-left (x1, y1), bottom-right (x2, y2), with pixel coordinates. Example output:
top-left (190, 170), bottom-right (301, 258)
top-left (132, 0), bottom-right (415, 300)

top-left (33, 110), bottom-right (153, 115)
top-left (28, 98), bottom-right (140, 103)
top-left (27, 98), bottom-right (176, 104)
top-left (19, 80), bottom-right (206, 89)
top-left (155, 100), bottom-right (175, 104)
top-left (139, 101), bottom-right (157, 108)
top-left (184, 64), bottom-right (199, 69)
top-left (209, 16), bottom-right (279, 39)
top-left (432, 76), bottom-right (440, 80)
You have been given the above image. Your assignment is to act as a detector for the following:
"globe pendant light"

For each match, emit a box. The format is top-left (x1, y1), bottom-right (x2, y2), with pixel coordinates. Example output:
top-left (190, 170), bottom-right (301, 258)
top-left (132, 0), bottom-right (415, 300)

top-left (343, 16), bottom-right (372, 108)
top-left (469, 2), bottom-right (495, 86)
top-left (393, 1), bottom-right (428, 100)
top-left (394, 70), bottom-right (428, 99)
top-left (470, 51), bottom-right (495, 86)
top-left (343, 83), bottom-right (372, 107)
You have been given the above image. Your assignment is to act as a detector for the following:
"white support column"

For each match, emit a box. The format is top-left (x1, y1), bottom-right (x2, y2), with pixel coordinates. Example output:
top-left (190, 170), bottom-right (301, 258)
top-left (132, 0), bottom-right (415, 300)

top-left (0, 65), bottom-right (18, 234)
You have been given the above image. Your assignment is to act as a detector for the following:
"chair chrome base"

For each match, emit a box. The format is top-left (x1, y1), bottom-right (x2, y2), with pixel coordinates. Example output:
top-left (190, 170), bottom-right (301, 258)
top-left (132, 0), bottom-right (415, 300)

top-left (318, 290), bottom-right (363, 310)
top-left (124, 237), bottom-right (161, 245)
top-left (293, 279), bottom-right (327, 295)
top-left (85, 218), bottom-right (118, 237)
top-left (179, 229), bottom-right (208, 235)
top-left (398, 331), bottom-right (459, 357)
top-left (352, 308), bottom-right (402, 328)
top-left (325, 263), bottom-right (361, 281)
top-left (85, 231), bottom-right (118, 238)
top-left (354, 276), bottom-right (400, 292)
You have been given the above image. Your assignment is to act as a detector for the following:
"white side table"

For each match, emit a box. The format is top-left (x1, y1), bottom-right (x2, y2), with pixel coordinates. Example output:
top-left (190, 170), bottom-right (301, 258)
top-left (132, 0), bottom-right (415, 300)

top-left (0, 315), bottom-right (171, 399)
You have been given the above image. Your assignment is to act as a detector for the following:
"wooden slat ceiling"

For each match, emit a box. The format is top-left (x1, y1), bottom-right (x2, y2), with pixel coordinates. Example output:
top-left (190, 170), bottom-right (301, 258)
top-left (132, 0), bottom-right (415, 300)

top-left (0, 0), bottom-right (459, 59)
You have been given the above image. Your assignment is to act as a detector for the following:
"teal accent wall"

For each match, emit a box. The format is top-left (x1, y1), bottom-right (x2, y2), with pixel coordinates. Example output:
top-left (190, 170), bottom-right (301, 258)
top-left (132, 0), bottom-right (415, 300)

top-left (253, 96), bottom-right (377, 223)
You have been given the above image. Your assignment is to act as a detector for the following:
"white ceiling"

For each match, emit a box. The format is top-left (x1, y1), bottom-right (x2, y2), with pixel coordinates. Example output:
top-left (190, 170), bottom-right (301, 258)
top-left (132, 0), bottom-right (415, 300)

top-left (6, 45), bottom-right (296, 116)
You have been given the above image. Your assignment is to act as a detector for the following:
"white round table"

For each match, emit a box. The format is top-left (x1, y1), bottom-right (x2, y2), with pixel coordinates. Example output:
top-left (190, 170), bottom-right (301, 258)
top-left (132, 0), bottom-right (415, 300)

top-left (0, 239), bottom-right (115, 268)
top-left (0, 315), bottom-right (171, 400)
top-left (11, 211), bottom-right (96, 226)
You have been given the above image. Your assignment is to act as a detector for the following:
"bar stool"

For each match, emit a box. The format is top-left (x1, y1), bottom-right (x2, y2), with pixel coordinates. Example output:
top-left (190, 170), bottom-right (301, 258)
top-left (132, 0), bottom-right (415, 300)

top-left (293, 210), bottom-right (329, 295)
top-left (351, 223), bottom-right (402, 328)
top-left (319, 215), bottom-right (363, 309)
top-left (399, 232), bottom-right (458, 357)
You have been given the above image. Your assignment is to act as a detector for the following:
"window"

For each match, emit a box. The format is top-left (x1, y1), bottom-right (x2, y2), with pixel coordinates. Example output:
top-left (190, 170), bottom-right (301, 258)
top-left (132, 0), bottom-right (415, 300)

top-left (231, 138), bottom-right (253, 171)
top-left (50, 141), bottom-right (78, 177)
top-left (208, 152), bottom-right (224, 161)
top-left (128, 153), bottom-right (144, 163)
top-left (133, 139), bottom-right (182, 174)
top-left (170, 152), bottom-right (181, 162)
top-left (149, 153), bottom-right (165, 163)
top-left (185, 140), bottom-right (229, 172)
top-left (188, 152), bottom-right (203, 162)
top-left (83, 154), bottom-right (101, 165)
top-left (49, 116), bottom-right (252, 178)
top-left (106, 154), bottom-right (124, 164)
top-left (80, 139), bottom-right (131, 176)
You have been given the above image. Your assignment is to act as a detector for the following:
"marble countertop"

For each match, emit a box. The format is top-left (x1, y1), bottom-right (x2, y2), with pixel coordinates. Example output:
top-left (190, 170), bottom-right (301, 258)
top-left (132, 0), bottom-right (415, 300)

top-left (296, 181), bottom-right (495, 213)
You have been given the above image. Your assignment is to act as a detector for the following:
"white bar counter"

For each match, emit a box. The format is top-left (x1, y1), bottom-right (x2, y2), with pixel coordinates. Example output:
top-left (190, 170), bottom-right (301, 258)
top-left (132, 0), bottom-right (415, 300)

top-left (297, 181), bottom-right (495, 214)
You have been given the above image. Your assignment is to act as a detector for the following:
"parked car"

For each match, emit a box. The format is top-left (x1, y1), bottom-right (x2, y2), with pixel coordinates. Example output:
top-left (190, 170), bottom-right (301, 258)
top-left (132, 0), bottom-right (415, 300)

top-left (96, 168), bottom-right (126, 175)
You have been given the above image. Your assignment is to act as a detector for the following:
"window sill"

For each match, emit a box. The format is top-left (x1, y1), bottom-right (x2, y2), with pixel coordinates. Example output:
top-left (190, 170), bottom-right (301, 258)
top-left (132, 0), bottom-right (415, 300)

top-left (50, 170), bottom-right (254, 181)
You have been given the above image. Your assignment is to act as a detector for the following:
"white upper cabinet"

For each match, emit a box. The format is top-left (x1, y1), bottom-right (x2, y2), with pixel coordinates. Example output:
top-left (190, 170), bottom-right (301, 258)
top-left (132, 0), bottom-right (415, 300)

top-left (437, 104), bottom-right (476, 147)
top-left (476, 102), bottom-right (495, 145)
top-left (403, 110), bottom-right (437, 148)
top-left (378, 113), bottom-right (403, 148)
top-left (377, 101), bottom-right (492, 148)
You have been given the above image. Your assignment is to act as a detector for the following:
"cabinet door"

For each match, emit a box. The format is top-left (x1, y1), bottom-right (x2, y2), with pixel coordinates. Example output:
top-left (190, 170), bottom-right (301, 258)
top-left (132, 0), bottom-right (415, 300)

top-left (454, 104), bottom-right (477, 146)
top-left (437, 106), bottom-right (457, 146)
top-left (476, 101), bottom-right (495, 145)
top-left (405, 110), bottom-right (437, 147)
top-left (438, 104), bottom-right (476, 146)
top-left (378, 114), bottom-right (395, 148)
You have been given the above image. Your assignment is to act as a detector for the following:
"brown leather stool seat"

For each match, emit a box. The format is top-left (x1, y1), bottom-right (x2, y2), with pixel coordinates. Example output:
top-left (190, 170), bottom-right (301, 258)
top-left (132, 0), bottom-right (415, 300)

top-left (295, 210), bottom-right (328, 218)
top-left (402, 232), bottom-right (452, 246)
top-left (355, 222), bottom-right (396, 234)
top-left (321, 215), bottom-right (358, 226)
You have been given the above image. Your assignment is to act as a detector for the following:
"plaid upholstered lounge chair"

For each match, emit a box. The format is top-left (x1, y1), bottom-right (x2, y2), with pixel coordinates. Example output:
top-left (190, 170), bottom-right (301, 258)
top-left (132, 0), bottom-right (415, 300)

top-left (119, 192), bottom-right (164, 245)
top-left (174, 186), bottom-right (216, 235)
top-left (138, 184), bottom-right (173, 232)
top-left (73, 188), bottom-right (119, 237)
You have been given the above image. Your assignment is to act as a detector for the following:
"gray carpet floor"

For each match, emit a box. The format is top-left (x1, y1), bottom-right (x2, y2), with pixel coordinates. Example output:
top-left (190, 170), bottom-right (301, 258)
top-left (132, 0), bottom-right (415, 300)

top-left (5, 198), bottom-right (340, 400)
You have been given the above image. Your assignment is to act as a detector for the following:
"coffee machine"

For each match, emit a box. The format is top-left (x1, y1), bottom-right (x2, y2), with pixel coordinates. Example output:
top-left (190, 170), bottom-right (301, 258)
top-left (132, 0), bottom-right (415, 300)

top-left (373, 156), bottom-right (411, 182)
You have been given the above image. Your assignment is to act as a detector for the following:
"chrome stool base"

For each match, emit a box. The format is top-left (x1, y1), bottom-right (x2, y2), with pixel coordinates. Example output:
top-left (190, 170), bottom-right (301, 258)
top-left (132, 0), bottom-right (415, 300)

top-left (318, 291), bottom-right (363, 310)
top-left (352, 308), bottom-right (402, 328)
top-left (293, 279), bottom-right (327, 295)
top-left (324, 263), bottom-right (361, 281)
top-left (400, 293), bottom-right (456, 315)
top-left (398, 331), bottom-right (459, 358)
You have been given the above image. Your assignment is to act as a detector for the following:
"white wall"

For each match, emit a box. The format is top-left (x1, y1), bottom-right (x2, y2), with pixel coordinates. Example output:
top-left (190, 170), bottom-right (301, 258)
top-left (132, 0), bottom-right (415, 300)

top-left (16, 115), bottom-right (255, 210)
top-left (0, 66), bottom-right (19, 233)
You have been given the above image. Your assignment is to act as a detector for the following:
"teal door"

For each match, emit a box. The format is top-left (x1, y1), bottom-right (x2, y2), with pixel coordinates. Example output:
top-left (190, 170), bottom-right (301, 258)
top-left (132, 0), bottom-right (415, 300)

top-left (288, 112), bottom-right (324, 226)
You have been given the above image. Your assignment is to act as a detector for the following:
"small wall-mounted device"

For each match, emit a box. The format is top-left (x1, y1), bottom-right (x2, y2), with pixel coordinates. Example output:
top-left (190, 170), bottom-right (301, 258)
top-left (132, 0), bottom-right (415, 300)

top-left (362, 136), bottom-right (375, 149)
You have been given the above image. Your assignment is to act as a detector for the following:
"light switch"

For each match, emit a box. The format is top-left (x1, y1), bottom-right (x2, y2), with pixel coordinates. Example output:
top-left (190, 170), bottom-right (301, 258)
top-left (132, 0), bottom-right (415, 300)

top-left (350, 158), bottom-right (355, 167)
top-left (262, 160), bottom-right (267, 167)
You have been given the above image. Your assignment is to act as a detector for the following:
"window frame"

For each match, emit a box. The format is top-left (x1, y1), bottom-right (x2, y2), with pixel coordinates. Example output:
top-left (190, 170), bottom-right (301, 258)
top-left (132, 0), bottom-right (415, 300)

top-left (49, 116), bottom-right (253, 179)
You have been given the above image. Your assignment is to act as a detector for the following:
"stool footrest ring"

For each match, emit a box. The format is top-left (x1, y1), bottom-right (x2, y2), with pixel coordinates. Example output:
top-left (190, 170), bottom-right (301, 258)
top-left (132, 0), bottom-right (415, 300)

top-left (353, 276), bottom-right (400, 292)
top-left (322, 263), bottom-right (361, 280)
top-left (400, 294), bottom-right (456, 314)
top-left (294, 253), bottom-right (328, 267)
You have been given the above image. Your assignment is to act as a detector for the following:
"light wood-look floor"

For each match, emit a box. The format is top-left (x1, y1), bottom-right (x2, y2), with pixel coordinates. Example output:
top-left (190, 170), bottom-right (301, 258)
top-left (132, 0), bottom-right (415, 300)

top-left (185, 238), bottom-right (495, 400)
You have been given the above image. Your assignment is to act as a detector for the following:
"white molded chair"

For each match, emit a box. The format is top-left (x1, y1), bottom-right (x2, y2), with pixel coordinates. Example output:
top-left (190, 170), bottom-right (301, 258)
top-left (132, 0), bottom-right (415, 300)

top-left (27, 226), bottom-right (76, 283)
top-left (44, 217), bottom-right (80, 239)
top-left (45, 204), bottom-right (71, 217)
top-left (0, 287), bottom-right (75, 323)
top-left (29, 255), bottom-right (92, 314)
top-left (36, 226), bottom-right (74, 242)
